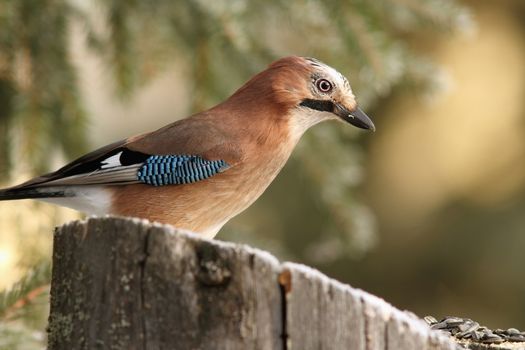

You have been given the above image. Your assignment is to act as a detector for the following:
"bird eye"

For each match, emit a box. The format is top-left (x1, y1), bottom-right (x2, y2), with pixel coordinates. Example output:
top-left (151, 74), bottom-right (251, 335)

top-left (316, 79), bottom-right (333, 93)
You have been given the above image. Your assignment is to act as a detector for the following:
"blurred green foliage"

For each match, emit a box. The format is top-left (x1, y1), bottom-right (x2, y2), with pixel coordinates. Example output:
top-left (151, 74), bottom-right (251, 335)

top-left (0, 0), bottom-right (471, 347)
top-left (0, 0), bottom-right (87, 176)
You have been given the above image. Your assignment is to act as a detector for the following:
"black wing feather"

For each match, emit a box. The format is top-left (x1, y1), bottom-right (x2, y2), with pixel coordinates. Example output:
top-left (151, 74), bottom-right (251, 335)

top-left (6, 140), bottom-right (151, 190)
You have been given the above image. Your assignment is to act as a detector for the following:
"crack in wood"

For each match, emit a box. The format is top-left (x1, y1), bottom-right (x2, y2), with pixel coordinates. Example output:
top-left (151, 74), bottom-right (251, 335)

top-left (279, 274), bottom-right (289, 350)
top-left (138, 228), bottom-right (150, 350)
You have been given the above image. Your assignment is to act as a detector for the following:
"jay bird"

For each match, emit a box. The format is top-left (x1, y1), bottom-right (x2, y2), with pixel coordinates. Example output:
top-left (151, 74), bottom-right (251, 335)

top-left (0, 56), bottom-right (375, 238)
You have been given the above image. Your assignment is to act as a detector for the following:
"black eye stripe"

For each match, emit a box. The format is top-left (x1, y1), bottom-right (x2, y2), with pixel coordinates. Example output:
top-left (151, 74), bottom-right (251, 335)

top-left (300, 99), bottom-right (334, 112)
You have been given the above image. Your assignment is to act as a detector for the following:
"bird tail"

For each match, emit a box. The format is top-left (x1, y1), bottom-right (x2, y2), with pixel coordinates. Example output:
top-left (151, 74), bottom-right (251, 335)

top-left (0, 186), bottom-right (67, 201)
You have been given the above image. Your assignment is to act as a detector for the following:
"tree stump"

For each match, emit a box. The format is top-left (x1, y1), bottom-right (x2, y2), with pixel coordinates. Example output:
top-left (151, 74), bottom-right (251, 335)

top-left (46, 217), bottom-right (519, 349)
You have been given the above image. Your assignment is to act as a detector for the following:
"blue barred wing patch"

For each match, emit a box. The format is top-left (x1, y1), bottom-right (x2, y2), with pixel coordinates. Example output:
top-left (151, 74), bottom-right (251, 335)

top-left (137, 155), bottom-right (229, 186)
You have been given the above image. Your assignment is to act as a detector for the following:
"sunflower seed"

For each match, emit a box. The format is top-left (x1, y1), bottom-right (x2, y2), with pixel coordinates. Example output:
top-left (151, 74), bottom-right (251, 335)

top-left (424, 316), bottom-right (438, 325)
top-left (424, 315), bottom-right (525, 345)
top-left (507, 327), bottom-right (520, 335)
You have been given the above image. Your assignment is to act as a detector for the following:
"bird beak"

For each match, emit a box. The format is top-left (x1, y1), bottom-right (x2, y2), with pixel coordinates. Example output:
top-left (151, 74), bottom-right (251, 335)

top-left (333, 103), bottom-right (376, 132)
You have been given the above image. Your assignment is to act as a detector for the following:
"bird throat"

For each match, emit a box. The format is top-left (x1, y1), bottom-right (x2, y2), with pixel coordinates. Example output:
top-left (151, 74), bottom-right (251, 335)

top-left (287, 105), bottom-right (336, 143)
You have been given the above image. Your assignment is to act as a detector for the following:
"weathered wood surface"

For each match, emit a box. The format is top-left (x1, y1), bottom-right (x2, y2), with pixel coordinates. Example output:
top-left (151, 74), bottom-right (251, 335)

top-left (47, 217), bottom-right (514, 350)
top-left (48, 217), bottom-right (281, 350)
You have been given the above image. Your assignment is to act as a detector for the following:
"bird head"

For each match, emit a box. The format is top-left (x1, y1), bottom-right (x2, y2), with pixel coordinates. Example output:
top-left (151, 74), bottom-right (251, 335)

top-left (268, 56), bottom-right (375, 133)
top-left (224, 56), bottom-right (375, 137)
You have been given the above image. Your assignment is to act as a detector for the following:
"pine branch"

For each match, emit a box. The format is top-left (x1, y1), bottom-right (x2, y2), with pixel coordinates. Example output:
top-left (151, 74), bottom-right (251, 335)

top-left (0, 261), bottom-right (51, 322)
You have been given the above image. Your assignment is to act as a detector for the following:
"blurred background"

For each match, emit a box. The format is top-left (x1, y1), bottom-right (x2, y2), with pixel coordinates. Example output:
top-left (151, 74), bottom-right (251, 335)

top-left (1, 0), bottom-right (524, 347)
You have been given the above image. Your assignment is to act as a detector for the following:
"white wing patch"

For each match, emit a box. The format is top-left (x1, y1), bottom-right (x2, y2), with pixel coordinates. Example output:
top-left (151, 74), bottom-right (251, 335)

top-left (100, 152), bottom-right (123, 169)
top-left (41, 150), bottom-right (144, 186)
